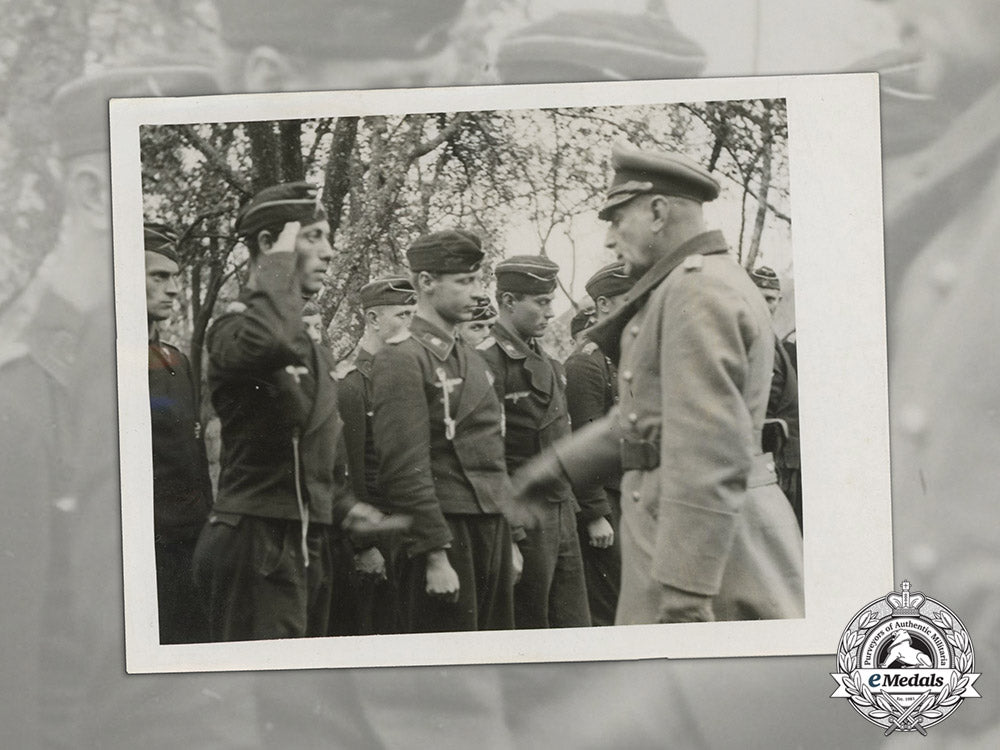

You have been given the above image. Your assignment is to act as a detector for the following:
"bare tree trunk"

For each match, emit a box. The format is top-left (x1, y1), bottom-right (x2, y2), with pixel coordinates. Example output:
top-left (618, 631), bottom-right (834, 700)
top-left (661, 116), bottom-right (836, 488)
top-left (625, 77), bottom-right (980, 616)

top-left (744, 120), bottom-right (773, 270)
top-left (323, 117), bottom-right (359, 238)
top-left (278, 119), bottom-right (304, 182)
top-left (246, 121), bottom-right (280, 191)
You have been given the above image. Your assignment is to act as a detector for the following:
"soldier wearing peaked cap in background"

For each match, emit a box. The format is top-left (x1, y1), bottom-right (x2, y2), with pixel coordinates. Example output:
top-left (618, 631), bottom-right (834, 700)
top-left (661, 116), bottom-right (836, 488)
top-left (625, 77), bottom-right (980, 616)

top-left (457, 295), bottom-right (497, 347)
top-left (495, 9), bottom-right (707, 84)
top-left (563, 261), bottom-right (635, 626)
top-left (514, 144), bottom-right (804, 625)
top-left (144, 222), bottom-right (213, 644)
top-left (749, 266), bottom-right (802, 531)
top-left (477, 255), bottom-right (591, 629)
top-left (217, 0), bottom-right (468, 92)
top-left (370, 230), bottom-right (520, 633)
top-left (193, 181), bottom-right (392, 641)
top-left (331, 276), bottom-right (416, 636)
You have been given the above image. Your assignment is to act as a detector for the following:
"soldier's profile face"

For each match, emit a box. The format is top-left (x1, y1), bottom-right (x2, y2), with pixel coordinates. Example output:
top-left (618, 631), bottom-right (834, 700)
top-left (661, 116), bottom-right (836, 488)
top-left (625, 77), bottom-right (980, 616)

top-left (375, 304), bottom-right (415, 342)
top-left (508, 292), bottom-right (555, 339)
top-left (294, 219), bottom-right (333, 295)
top-left (303, 314), bottom-right (324, 344)
top-left (426, 270), bottom-right (484, 324)
top-left (144, 251), bottom-right (180, 322)
top-left (604, 198), bottom-right (657, 276)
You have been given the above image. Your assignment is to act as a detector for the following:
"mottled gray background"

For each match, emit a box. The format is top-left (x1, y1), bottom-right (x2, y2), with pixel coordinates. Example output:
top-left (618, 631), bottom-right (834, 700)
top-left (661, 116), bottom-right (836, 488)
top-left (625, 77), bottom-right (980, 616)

top-left (1, 1), bottom-right (997, 747)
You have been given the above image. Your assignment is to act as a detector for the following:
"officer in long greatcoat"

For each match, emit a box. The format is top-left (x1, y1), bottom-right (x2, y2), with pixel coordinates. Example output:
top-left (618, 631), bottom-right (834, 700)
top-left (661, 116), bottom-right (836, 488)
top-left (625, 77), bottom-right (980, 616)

top-left (370, 230), bottom-right (517, 633)
top-left (477, 256), bottom-right (591, 629)
top-left (514, 145), bottom-right (804, 624)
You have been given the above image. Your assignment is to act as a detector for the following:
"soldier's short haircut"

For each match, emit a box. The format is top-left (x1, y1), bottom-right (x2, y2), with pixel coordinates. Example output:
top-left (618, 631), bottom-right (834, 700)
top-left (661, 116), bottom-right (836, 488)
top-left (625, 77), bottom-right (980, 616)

top-left (243, 222), bottom-right (287, 259)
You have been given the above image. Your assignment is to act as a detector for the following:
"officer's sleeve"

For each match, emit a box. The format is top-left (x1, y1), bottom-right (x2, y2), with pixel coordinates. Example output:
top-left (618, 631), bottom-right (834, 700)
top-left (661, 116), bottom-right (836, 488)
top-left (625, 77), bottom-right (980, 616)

top-left (371, 344), bottom-right (452, 555)
top-left (207, 253), bottom-right (306, 372)
top-left (336, 371), bottom-right (370, 505)
top-left (653, 273), bottom-right (758, 596)
top-left (551, 411), bottom-right (623, 499)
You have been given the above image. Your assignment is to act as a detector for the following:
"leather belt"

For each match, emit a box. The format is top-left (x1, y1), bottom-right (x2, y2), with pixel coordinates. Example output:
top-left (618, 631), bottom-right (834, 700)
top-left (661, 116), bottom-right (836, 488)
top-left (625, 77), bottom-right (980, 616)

top-left (620, 436), bottom-right (660, 470)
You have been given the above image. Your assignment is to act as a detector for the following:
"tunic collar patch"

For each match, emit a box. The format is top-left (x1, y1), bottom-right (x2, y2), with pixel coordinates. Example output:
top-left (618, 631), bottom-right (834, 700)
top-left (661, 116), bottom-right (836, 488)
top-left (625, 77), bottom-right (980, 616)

top-left (411, 316), bottom-right (456, 361)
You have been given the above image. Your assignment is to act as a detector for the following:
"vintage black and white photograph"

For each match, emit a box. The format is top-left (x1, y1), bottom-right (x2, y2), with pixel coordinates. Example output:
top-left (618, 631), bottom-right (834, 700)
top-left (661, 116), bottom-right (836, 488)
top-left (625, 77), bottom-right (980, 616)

top-left (112, 74), bottom-right (889, 672)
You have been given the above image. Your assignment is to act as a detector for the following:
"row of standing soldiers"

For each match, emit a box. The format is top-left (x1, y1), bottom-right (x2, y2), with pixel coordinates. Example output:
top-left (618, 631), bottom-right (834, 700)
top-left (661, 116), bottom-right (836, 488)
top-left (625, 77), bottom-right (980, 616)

top-left (147, 147), bottom-right (803, 644)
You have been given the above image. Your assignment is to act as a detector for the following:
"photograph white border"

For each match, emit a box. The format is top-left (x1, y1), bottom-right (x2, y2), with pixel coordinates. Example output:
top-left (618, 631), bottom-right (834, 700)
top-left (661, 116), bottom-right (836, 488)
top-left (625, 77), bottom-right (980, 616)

top-left (111, 73), bottom-right (892, 673)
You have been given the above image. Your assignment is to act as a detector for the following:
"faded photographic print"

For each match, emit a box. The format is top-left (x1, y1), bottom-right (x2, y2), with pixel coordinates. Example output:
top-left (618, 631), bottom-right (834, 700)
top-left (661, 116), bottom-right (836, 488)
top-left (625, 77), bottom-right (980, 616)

top-left (112, 75), bottom-right (889, 672)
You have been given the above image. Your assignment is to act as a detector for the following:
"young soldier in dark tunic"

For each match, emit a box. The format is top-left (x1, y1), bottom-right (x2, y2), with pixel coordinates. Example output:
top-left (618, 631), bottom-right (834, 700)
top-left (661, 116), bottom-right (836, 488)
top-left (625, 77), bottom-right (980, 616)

top-left (370, 230), bottom-right (517, 633)
top-left (333, 277), bottom-right (416, 635)
top-left (194, 182), bottom-right (386, 641)
top-left (477, 256), bottom-right (591, 629)
top-left (564, 261), bottom-right (635, 626)
top-left (750, 266), bottom-right (802, 531)
top-left (144, 223), bottom-right (213, 643)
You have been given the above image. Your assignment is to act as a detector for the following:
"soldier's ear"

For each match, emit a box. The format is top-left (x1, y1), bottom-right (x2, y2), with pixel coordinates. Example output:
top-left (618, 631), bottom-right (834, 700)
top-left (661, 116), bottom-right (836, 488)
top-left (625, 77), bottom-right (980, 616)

top-left (649, 195), bottom-right (671, 232)
top-left (498, 291), bottom-right (515, 310)
top-left (364, 308), bottom-right (379, 328)
top-left (256, 229), bottom-right (275, 253)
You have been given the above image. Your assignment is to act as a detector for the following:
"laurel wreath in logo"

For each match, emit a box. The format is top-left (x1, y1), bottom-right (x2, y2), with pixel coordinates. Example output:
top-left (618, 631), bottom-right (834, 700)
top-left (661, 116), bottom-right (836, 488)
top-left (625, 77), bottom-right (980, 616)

top-left (837, 608), bottom-right (974, 727)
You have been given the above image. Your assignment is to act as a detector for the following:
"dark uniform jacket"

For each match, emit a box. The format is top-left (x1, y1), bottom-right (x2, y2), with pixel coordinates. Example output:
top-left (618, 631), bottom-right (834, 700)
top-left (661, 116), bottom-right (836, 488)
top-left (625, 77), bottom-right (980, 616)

top-left (337, 347), bottom-right (379, 505)
top-left (564, 338), bottom-right (621, 511)
top-left (477, 321), bottom-right (594, 511)
top-left (371, 315), bottom-right (510, 556)
top-left (148, 332), bottom-right (212, 540)
top-left (766, 336), bottom-right (799, 472)
top-left (207, 253), bottom-right (352, 526)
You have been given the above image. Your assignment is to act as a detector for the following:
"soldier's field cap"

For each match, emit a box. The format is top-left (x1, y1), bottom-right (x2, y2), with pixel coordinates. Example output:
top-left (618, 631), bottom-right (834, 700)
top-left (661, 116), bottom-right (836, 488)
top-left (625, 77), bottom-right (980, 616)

top-left (144, 222), bottom-right (179, 264)
top-left (496, 10), bottom-right (707, 84)
top-left (585, 261), bottom-right (634, 300)
top-left (570, 306), bottom-right (596, 338)
top-left (750, 266), bottom-right (781, 291)
top-left (52, 65), bottom-right (220, 159)
top-left (470, 295), bottom-right (498, 321)
top-left (407, 229), bottom-right (484, 273)
top-left (217, 0), bottom-right (465, 59)
top-left (495, 255), bottom-right (560, 295)
top-left (598, 144), bottom-right (720, 220)
top-left (235, 181), bottom-right (327, 239)
top-left (360, 276), bottom-right (416, 309)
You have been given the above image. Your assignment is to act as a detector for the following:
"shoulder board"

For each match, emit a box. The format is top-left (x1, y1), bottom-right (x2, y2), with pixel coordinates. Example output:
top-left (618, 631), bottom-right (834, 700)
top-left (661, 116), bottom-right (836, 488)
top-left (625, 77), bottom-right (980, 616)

top-left (582, 340), bottom-right (599, 355)
top-left (225, 300), bottom-right (248, 314)
top-left (336, 364), bottom-right (357, 380)
top-left (475, 336), bottom-right (497, 351)
top-left (386, 330), bottom-right (412, 345)
top-left (682, 254), bottom-right (704, 272)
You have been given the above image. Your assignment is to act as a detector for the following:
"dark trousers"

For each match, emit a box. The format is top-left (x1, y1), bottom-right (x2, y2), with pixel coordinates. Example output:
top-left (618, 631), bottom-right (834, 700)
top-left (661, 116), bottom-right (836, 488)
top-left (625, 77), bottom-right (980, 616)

top-left (328, 536), bottom-right (402, 636)
top-left (154, 536), bottom-right (209, 644)
top-left (400, 514), bottom-right (514, 633)
top-left (576, 488), bottom-right (622, 627)
top-left (192, 513), bottom-right (333, 642)
top-left (515, 500), bottom-right (591, 629)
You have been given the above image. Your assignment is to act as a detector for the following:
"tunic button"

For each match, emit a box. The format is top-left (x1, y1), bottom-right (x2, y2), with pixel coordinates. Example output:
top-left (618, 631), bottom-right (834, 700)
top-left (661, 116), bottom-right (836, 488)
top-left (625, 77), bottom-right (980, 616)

top-left (628, 412), bottom-right (638, 424)
top-left (898, 404), bottom-right (928, 440)
top-left (622, 370), bottom-right (633, 382)
top-left (629, 325), bottom-right (640, 337)
top-left (929, 261), bottom-right (958, 294)
top-left (631, 491), bottom-right (641, 502)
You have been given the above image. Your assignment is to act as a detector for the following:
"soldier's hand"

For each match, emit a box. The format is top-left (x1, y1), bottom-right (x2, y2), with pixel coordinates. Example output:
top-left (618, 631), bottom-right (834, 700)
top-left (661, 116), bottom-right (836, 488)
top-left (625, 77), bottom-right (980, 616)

top-left (425, 550), bottom-right (460, 602)
top-left (587, 517), bottom-right (614, 549)
top-left (353, 546), bottom-right (387, 580)
top-left (657, 583), bottom-right (715, 624)
top-left (264, 220), bottom-right (300, 255)
top-left (342, 501), bottom-right (411, 539)
top-left (511, 542), bottom-right (524, 585)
